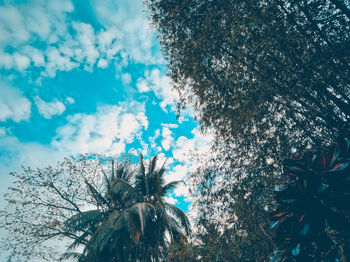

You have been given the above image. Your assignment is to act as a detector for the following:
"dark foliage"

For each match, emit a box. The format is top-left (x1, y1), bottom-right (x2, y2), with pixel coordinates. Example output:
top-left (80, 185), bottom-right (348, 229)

top-left (145, 0), bottom-right (350, 204)
top-left (145, 0), bottom-right (349, 155)
top-left (145, 2), bottom-right (350, 260)
top-left (271, 137), bottom-right (350, 261)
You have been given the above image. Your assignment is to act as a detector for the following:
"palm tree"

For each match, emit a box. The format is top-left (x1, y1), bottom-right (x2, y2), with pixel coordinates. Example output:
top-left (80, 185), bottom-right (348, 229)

top-left (61, 155), bottom-right (191, 262)
top-left (130, 154), bottom-right (191, 261)
top-left (60, 159), bottom-right (136, 262)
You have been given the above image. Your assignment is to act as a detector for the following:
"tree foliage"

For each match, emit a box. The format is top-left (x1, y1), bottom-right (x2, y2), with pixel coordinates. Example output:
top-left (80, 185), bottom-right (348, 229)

top-left (166, 197), bottom-right (275, 262)
top-left (145, 2), bottom-right (350, 260)
top-left (145, 0), bottom-right (350, 200)
top-left (271, 136), bottom-right (350, 261)
top-left (0, 154), bottom-right (190, 262)
top-left (145, 0), bottom-right (349, 158)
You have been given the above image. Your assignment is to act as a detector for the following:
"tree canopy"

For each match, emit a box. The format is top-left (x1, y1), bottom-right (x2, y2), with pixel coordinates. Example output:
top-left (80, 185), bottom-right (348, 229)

top-left (145, 0), bottom-right (350, 166)
top-left (145, 1), bottom-right (349, 261)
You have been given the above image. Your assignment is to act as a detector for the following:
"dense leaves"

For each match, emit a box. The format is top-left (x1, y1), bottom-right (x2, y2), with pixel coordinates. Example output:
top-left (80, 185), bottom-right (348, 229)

top-left (271, 137), bottom-right (350, 261)
top-left (146, 0), bottom-right (349, 156)
top-left (167, 198), bottom-right (275, 262)
top-left (145, 0), bottom-right (350, 208)
top-left (146, 1), bottom-right (350, 259)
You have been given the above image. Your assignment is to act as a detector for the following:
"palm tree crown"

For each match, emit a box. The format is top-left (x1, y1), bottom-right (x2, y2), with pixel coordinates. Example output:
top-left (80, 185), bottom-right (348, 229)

top-left (61, 154), bottom-right (191, 262)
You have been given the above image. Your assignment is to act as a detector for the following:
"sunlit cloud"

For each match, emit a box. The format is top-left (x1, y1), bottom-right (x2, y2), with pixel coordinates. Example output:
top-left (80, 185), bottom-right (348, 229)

top-left (0, 81), bottom-right (31, 122)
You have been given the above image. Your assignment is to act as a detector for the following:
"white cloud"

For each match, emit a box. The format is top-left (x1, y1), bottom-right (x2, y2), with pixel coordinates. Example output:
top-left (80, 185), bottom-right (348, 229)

top-left (22, 46), bottom-right (45, 67)
top-left (52, 101), bottom-right (148, 155)
top-left (149, 129), bottom-right (160, 149)
top-left (161, 127), bottom-right (174, 151)
top-left (0, 82), bottom-right (31, 122)
top-left (160, 123), bottom-right (179, 151)
top-left (173, 183), bottom-right (191, 198)
top-left (44, 47), bottom-right (79, 77)
top-left (66, 97), bottom-right (75, 104)
top-left (128, 148), bottom-right (138, 156)
top-left (13, 53), bottom-right (30, 71)
top-left (165, 164), bottom-right (188, 184)
top-left (173, 129), bottom-right (213, 162)
top-left (0, 0), bottom-right (76, 75)
top-left (0, 5), bottom-right (30, 46)
top-left (161, 123), bottom-right (179, 129)
top-left (0, 101), bottom-right (149, 209)
top-left (97, 58), bottom-right (108, 68)
top-left (0, 128), bottom-right (6, 136)
top-left (136, 69), bottom-right (178, 111)
top-left (34, 96), bottom-right (66, 119)
top-left (177, 115), bottom-right (190, 123)
top-left (121, 73), bottom-right (132, 85)
top-left (164, 195), bottom-right (178, 205)
top-left (72, 22), bottom-right (99, 69)
top-left (0, 0), bottom-right (73, 48)
top-left (0, 0), bottom-right (163, 79)
top-left (0, 51), bottom-right (14, 70)
top-left (163, 128), bottom-right (213, 202)
top-left (91, 0), bottom-right (160, 65)
top-left (136, 79), bottom-right (150, 92)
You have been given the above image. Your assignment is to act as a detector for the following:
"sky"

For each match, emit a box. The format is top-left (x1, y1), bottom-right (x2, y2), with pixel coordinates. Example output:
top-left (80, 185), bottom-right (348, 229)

top-left (0, 0), bottom-right (213, 226)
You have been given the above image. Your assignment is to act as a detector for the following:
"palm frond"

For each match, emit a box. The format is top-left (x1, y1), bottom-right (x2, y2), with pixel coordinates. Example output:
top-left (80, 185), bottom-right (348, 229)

top-left (66, 230), bottom-right (90, 251)
top-left (126, 202), bottom-right (155, 241)
top-left (85, 179), bottom-right (107, 206)
top-left (64, 209), bottom-right (104, 234)
top-left (165, 213), bottom-right (186, 242)
top-left (115, 164), bottom-right (132, 181)
top-left (83, 223), bottom-right (115, 258)
top-left (60, 252), bottom-right (86, 261)
top-left (165, 203), bottom-right (191, 235)
top-left (139, 154), bottom-right (146, 177)
top-left (137, 154), bottom-right (148, 197)
top-left (157, 157), bottom-right (168, 180)
top-left (149, 155), bottom-right (158, 176)
top-left (111, 159), bottom-right (115, 179)
top-left (101, 169), bottom-right (110, 193)
top-left (105, 210), bottom-right (124, 230)
top-left (108, 177), bottom-right (135, 203)
top-left (161, 181), bottom-right (182, 197)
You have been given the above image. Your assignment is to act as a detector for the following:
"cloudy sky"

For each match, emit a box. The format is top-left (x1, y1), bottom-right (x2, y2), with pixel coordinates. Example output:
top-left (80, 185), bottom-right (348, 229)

top-left (0, 0), bottom-right (213, 218)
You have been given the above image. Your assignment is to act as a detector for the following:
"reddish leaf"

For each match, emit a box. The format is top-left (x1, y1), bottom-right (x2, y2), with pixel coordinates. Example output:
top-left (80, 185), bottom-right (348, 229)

top-left (272, 212), bottom-right (287, 217)
top-left (330, 144), bottom-right (339, 166)
top-left (331, 162), bottom-right (349, 171)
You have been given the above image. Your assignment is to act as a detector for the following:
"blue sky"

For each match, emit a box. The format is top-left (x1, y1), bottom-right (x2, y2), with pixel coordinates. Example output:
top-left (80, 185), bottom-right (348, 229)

top-left (0, 0), bottom-right (213, 218)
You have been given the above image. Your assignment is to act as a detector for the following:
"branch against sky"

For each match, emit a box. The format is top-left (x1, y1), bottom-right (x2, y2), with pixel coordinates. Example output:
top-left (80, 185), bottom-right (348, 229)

top-left (0, 155), bottom-right (110, 261)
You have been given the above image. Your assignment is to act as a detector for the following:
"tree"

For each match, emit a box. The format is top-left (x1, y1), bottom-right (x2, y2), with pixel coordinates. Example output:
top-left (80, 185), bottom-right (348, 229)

top-left (145, 0), bottom-right (350, 195)
top-left (145, 3), bottom-right (349, 258)
top-left (270, 136), bottom-right (350, 261)
top-left (167, 199), bottom-right (275, 262)
top-left (0, 154), bottom-right (191, 262)
top-left (145, 0), bottom-right (349, 156)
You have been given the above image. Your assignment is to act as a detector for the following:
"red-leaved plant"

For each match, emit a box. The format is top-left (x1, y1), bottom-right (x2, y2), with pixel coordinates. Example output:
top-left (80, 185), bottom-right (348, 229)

top-left (271, 136), bottom-right (350, 262)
